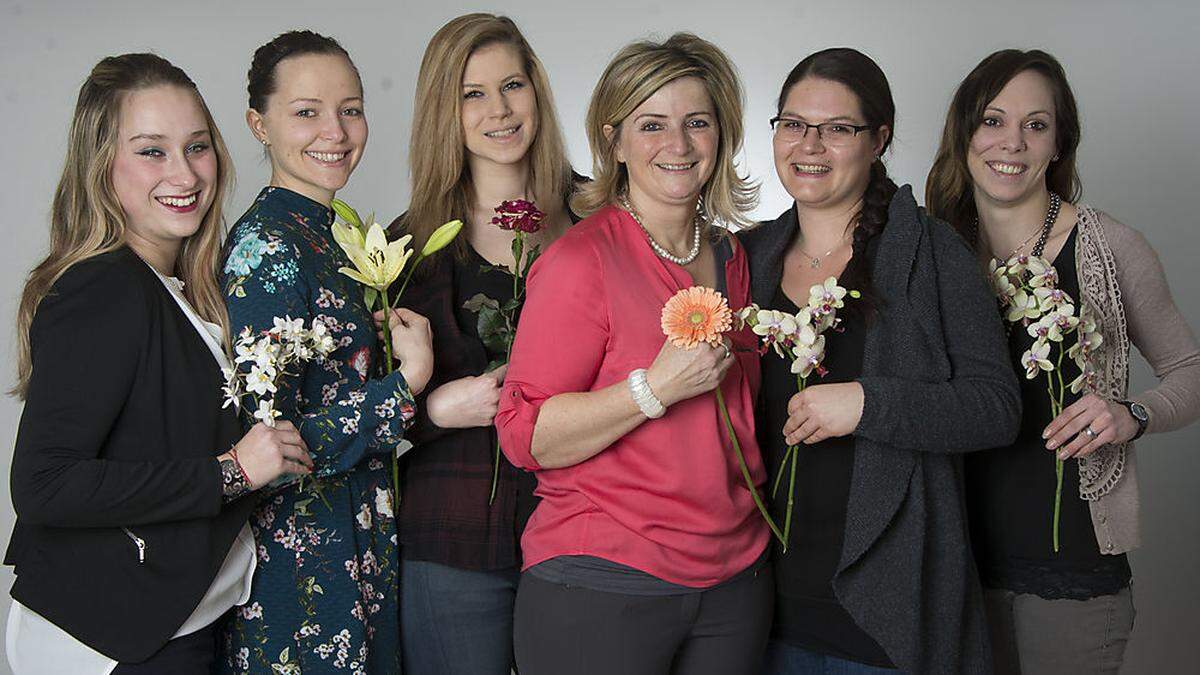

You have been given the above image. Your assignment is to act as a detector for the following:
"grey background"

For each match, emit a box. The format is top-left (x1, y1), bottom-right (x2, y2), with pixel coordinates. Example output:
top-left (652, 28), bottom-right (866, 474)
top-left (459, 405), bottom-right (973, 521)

top-left (1, 0), bottom-right (1196, 671)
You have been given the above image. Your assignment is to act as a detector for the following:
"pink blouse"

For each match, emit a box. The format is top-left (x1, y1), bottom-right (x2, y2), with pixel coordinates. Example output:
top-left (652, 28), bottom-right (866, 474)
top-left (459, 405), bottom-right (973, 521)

top-left (495, 205), bottom-right (769, 587)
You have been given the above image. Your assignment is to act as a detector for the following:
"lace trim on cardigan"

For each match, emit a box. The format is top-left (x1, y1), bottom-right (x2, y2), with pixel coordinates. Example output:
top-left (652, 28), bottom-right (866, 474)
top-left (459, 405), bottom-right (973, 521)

top-left (1075, 206), bottom-right (1130, 500)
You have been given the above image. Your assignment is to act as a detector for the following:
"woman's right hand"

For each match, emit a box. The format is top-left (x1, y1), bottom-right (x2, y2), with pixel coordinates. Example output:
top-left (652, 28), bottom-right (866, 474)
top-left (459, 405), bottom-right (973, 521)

top-left (426, 365), bottom-right (507, 429)
top-left (224, 420), bottom-right (313, 489)
top-left (645, 338), bottom-right (734, 408)
top-left (379, 308), bottom-right (435, 395)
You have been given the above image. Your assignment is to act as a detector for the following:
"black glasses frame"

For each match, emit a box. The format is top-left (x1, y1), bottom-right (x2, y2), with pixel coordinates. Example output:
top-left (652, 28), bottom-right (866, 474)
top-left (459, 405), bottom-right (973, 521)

top-left (768, 117), bottom-right (874, 138)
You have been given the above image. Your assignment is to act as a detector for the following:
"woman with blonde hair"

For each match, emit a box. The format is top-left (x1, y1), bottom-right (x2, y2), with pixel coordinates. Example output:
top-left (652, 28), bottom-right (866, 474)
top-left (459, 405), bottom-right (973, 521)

top-left (389, 13), bottom-right (578, 675)
top-left (495, 33), bottom-right (770, 674)
top-left (5, 53), bottom-right (310, 674)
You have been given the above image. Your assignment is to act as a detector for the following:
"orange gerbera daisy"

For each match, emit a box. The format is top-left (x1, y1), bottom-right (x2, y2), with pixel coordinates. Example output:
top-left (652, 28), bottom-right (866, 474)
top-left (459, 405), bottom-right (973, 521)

top-left (661, 286), bottom-right (733, 349)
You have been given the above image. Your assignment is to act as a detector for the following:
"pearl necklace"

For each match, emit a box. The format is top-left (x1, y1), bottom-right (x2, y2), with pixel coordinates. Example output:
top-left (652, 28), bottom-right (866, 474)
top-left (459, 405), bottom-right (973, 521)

top-left (619, 195), bottom-right (703, 266)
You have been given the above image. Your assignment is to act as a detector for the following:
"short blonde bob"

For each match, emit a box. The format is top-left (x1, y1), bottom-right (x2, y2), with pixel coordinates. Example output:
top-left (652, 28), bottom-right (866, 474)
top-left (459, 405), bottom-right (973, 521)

top-left (572, 32), bottom-right (757, 228)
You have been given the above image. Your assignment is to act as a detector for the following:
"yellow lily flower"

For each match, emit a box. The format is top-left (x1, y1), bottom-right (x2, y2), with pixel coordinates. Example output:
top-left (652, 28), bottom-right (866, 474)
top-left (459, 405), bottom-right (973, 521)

top-left (331, 220), bottom-right (413, 292)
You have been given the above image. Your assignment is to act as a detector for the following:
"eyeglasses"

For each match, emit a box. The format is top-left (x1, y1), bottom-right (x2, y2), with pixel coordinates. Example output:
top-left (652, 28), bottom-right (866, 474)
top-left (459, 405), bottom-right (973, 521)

top-left (769, 116), bottom-right (874, 145)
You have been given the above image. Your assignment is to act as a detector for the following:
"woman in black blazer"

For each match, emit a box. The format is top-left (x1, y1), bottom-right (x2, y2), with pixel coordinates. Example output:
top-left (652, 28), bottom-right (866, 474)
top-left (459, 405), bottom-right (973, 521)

top-left (5, 54), bottom-right (311, 674)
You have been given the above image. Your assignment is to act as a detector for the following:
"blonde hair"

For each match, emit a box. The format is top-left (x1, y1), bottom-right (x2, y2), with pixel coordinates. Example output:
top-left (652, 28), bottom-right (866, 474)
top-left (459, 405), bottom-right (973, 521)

top-left (573, 32), bottom-right (757, 228)
top-left (13, 53), bottom-right (233, 398)
top-left (400, 13), bottom-right (573, 261)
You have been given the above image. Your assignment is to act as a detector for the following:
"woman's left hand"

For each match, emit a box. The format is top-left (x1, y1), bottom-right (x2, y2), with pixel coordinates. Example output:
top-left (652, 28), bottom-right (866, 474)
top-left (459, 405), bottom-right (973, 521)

top-left (1043, 394), bottom-right (1138, 460)
top-left (783, 382), bottom-right (865, 446)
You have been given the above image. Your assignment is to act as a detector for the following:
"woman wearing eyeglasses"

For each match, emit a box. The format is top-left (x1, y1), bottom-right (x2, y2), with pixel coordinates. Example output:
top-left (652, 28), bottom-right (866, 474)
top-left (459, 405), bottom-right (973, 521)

top-left (737, 48), bottom-right (1020, 673)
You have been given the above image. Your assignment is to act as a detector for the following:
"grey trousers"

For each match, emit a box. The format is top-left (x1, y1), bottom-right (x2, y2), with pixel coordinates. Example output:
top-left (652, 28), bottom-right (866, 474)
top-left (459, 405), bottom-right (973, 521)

top-left (984, 586), bottom-right (1135, 675)
top-left (513, 566), bottom-right (773, 675)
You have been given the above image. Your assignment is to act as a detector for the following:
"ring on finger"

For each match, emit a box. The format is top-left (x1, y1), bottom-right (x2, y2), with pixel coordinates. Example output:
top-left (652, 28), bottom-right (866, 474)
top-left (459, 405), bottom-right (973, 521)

top-left (1083, 426), bottom-right (1097, 438)
top-left (720, 344), bottom-right (731, 360)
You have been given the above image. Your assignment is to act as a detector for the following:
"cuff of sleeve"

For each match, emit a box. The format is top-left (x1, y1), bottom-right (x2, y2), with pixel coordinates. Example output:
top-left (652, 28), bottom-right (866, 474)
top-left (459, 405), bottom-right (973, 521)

top-left (495, 382), bottom-right (546, 471)
top-left (854, 377), bottom-right (890, 440)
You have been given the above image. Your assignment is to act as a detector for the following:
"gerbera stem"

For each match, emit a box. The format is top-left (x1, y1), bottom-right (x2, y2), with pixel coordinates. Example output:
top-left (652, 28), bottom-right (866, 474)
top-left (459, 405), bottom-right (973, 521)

top-left (715, 388), bottom-right (785, 547)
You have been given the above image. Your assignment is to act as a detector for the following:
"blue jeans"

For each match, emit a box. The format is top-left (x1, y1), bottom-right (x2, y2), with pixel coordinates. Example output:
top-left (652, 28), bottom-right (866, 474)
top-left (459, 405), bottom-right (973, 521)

top-left (764, 640), bottom-right (897, 674)
top-left (400, 559), bottom-right (520, 675)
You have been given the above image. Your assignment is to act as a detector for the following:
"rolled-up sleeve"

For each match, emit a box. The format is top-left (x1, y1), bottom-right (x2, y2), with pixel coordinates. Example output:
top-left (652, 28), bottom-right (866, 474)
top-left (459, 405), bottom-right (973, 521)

top-left (495, 235), bottom-right (610, 471)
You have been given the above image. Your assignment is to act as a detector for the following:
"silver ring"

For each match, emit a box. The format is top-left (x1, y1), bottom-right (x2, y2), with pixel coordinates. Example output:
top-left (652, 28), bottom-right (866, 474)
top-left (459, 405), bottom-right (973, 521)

top-left (720, 345), bottom-right (731, 360)
top-left (1083, 426), bottom-right (1096, 438)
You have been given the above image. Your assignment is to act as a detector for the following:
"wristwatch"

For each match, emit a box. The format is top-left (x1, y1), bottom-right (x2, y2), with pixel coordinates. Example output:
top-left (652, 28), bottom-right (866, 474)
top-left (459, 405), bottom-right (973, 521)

top-left (1117, 400), bottom-right (1149, 441)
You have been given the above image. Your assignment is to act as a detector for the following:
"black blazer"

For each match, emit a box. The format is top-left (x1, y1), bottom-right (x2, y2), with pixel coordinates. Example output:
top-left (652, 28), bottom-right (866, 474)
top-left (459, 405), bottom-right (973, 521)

top-left (5, 247), bottom-right (255, 662)
top-left (737, 186), bottom-right (1021, 673)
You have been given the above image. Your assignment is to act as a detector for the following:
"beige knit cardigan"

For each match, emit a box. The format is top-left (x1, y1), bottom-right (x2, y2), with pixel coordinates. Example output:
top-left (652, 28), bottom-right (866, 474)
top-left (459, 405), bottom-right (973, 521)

top-left (1075, 206), bottom-right (1200, 554)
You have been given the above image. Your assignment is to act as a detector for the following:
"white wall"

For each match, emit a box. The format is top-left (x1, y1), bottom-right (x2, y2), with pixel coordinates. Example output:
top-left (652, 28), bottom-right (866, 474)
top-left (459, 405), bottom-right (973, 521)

top-left (1, 0), bottom-right (1197, 670)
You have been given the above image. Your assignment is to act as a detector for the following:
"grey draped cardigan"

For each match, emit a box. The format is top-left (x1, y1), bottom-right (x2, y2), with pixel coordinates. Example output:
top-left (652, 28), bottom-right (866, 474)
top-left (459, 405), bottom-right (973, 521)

top-left (737, 186), bottom-right (1021, 674)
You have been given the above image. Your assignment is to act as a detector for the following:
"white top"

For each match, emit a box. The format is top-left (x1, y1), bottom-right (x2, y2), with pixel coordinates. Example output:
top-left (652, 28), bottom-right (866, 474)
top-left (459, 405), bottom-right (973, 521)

top-left (5, 267), bottom-right (257, 673)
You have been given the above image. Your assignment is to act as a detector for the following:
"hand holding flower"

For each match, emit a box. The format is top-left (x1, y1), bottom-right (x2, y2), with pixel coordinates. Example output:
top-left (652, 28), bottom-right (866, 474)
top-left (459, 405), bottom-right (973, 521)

top-left (426, 365), bottom-right (508, 429)
top-left (645, 338), bottom-right (733, 408)
top-left (218, 420), bottom-right (313, 490)
top-left (1042, 393), bottom-right (1140, 460)
top-left (374, 307), bottom-right (434, 395)
top-left (783, 382), bottom-right (865, 446)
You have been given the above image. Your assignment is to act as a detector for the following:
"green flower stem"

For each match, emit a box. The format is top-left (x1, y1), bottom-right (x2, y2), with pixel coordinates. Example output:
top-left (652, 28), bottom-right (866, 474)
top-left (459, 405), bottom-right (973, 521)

top-left (783, 446), bottom-right (798, 552)
top-left (380, 285), bottom-right (400, 503)
top-left (769, 373), bottom-right (808, 549)
top-left (489, 233), bottom-right (527, 505)
top-left (771, 445), bottom-right (795, 499)
top-left (715, 387), bottom-right (785, 547)
top-left (1045, 361), bottom-right (1065, 554)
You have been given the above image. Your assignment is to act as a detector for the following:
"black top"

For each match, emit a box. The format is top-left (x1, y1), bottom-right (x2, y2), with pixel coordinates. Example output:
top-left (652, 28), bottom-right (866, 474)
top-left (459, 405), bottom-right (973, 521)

top-left (759, 286), bottom-right (892, 667)
top-left (967, 228), bottom-right (1131, 599)
top-left (393, 191), bottom-right (583, 571)
top-left (738, 189), bottom-right (1020, 674)
top-left (5, 247), bottom-right (255, 662)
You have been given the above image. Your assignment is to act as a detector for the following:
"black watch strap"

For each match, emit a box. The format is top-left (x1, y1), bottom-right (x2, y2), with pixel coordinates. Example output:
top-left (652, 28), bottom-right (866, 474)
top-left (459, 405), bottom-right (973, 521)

top-left (1119, 400), bottom-right (1149, 441)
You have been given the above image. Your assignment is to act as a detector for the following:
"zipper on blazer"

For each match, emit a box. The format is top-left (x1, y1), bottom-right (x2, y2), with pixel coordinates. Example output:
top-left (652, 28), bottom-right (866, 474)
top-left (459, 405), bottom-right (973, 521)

top-left (122, 527), bottom-right (146, 564)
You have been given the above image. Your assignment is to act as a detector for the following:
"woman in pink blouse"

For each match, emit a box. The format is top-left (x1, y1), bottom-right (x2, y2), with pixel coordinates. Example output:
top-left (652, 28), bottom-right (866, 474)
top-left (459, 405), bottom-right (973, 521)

top-left (494, 33), bottom-right (771, 675)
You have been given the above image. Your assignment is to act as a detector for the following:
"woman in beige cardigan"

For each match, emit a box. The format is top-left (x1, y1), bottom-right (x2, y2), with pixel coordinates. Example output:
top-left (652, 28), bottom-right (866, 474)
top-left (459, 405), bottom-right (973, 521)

top-left (927, 49), bottom-right (1200, 675)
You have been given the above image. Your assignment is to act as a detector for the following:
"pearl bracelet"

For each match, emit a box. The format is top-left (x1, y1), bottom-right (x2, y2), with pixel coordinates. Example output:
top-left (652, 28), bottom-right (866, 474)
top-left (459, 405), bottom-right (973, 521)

top-left (628, 368), bottom-right (666, 419)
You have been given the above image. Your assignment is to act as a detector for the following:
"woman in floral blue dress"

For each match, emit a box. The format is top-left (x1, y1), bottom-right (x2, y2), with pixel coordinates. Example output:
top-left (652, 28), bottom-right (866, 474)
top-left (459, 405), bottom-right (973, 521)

top-left (217, 31), bottom-right (433, 674)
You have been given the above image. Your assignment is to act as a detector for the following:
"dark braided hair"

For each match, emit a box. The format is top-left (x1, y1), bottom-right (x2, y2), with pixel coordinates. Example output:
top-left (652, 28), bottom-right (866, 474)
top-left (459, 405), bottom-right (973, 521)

top-left (777, 48), bottom-right (898, 314)
top-left (248, 30), bottom-right (360, 111)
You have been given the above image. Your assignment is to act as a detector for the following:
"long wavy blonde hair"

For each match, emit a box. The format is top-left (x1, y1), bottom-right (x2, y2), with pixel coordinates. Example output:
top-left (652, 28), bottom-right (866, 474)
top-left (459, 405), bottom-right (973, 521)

top-left (13, 53), bottom-right (233, 398)
top-left (397, 13), bottom-right (573, 264)
top-left (573, 32), bottom-right (757, 228)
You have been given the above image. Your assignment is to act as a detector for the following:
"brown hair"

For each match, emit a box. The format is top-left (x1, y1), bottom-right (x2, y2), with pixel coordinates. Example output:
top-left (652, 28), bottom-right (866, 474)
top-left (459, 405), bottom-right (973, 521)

top-left (397, 13), bottom-right (573, 263)
top-left (13, 53), bottom-right (233, 397)
top-left (774, 47), bottom-right (897, 308)
top-left (926, 49), bottom-right (1081, 246)
top-left (247, 30), bottom-right (359, 112)
top-left (572, 32), bottom-right (757, 228)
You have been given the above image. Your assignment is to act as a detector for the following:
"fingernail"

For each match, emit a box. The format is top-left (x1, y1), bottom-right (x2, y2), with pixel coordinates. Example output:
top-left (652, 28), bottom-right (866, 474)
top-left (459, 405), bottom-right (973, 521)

top-left (1057, 450), bottom-right (1069, 460)
top-left (1046, 440), bottom-right (1058, 449)
top-left (1042, 430), bottom-right (1051, 439)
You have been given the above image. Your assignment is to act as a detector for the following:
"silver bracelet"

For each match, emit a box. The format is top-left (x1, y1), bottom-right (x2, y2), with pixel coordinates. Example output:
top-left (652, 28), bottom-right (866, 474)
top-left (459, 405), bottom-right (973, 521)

top-left (628, 368), bottom-right (666, 419)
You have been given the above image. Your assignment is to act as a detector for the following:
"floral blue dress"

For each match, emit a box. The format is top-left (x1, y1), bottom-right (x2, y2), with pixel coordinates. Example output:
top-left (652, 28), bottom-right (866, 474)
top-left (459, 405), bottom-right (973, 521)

top-left (217, 186), bottom-right (413, 674)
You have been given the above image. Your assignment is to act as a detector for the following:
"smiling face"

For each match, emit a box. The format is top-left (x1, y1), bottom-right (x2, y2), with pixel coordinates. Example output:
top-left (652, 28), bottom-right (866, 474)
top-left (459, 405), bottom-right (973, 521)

top-left (772, 77), bottom-right (886, 213)
top-left (110, 85), bottom-right (218, 258)
top-left (248, 53), bottom-right (366, 205)
top-left (610, 76), bottom-right (718, 211)
top-left (460, 41), bottom-right (538, 172)
top-left (967, 69), bottom-right (1058, 208)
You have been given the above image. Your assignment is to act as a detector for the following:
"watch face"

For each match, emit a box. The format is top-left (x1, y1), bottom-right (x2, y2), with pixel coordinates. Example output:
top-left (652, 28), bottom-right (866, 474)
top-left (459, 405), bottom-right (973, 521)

top-left (1130, 402), bottom-right (1149, 421)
